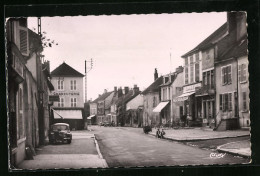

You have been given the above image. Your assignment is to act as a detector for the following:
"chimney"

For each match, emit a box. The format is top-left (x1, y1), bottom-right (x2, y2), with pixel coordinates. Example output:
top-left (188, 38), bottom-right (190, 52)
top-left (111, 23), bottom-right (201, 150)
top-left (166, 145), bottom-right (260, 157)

top-left (175, 66), bottom-right (183, 73)
top-left (133, 85), bottom-right (139, 95)
top-left (114, 86), bottom-right (117, 92)
top-left (124, 87), bottom-right (129, 95)
top-left (227, 12), bottom-right (237, 37)
top-left (104, 89), bottom-right (107, 93)
top-left (154, 68), bottom-right (158, 81)
top-left (118, 87), bottom-right (123, 97)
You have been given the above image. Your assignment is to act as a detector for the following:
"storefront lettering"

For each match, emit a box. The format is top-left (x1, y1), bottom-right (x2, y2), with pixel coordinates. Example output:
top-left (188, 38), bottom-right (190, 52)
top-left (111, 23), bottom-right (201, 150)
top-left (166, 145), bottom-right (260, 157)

top-left (183, 83), bottom-right (201, 93)
top-left (51, 92), bottom-right (80, 96)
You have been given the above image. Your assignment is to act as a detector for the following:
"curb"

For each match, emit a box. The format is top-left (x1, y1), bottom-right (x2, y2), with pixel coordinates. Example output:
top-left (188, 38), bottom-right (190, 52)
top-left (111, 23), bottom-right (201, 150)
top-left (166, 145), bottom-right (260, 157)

top-left (93, 134), bottom-right (108, 168)
top-left (216, 148), bottom-right (251, 159)
top-left (216, 141), bottom-right (251, 159)
top-left (148, 133), bottom-right (250, 142)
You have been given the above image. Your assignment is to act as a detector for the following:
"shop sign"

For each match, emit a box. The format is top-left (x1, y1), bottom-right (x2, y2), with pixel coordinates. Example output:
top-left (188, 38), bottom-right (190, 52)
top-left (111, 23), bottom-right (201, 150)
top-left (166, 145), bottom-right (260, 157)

top-left (183, 83), bottom-right (201, 93)
top-left (51, 92), bottom-right (80, 96)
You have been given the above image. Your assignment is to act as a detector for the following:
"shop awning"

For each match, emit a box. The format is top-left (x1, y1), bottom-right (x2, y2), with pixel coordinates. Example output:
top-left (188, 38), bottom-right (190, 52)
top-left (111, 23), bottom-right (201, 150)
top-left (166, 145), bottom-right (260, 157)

top-left (87, 115), bottom-right (96, 120)
top-left (53, 109), bottom-right (83, 119)
top-left (174, 92), bottom-right (195, 102)
top-left (153, 101), bottom-right (170, 112)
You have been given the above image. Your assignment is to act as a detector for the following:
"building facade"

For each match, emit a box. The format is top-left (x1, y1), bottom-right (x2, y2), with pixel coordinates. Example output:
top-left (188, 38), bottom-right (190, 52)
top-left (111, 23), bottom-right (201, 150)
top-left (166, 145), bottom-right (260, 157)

top-left (50, 62), bottom-right (84, 130)
top-left (142, 69), bottom-right (163, 127)
top-left (7, 18), bottom-right (54, 167)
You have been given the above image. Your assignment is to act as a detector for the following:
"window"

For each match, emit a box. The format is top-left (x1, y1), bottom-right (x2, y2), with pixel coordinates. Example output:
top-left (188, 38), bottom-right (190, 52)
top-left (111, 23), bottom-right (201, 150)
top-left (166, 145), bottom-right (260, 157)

top-left (243, 92), bottom-right (247, 110)
top-left (195, 53), bottom-right (200, 82)
top-left (58, 97), bottom-right (64, 107)
top-left (219, 93), bottom-right (232, 112)
top-left (185, 58), bottom-right (188, 66)
top-left (58, 80), bottom-right (64, 90)
top-left (71, 98), bottom-right (77, 107)
top-left (202, 70), bottom-right (214, 88)
top-left (164, 76), bottom-right (169, 84)
top-left (70, 80), bottom-right (77, 90)
top-left (238, 64), bottom-right (247, 83)
top-left (222, 65), bottom-right (232, 85)
top-left (190, 56), bottom-right (194, 83)
top-left (185, 67), bottom-right (189, 84)
top-left (153, 97), bottom-right (157, 107)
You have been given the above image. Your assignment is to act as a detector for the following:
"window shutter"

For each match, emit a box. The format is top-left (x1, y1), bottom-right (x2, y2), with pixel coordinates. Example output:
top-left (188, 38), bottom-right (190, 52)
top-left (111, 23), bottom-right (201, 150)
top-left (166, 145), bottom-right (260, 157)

top-left (228, 93), bottom-right (232, 111)
top-left (228, 66), bottom-right (232, 84)
top-left (238, 65), bottom-right (241, 82)
top-left (19, 27), bottom-right (29, 56)
top-left (221, 67), bottom-right (225, 85)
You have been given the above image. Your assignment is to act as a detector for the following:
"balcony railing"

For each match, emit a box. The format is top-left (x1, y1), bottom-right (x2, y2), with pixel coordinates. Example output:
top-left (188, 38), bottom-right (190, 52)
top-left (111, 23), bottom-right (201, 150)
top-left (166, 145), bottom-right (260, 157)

top-left (195, 84), bottom-right (215, 96)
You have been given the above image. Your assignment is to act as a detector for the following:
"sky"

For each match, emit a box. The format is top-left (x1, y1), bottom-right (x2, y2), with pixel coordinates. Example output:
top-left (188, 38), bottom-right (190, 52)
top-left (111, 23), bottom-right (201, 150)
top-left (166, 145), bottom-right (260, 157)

top-left (28, 12), bottom-right (227, 101)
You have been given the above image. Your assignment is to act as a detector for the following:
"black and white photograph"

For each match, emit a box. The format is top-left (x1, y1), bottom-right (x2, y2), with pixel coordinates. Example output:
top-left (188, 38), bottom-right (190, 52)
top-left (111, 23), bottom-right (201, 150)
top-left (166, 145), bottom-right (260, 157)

top-left (4, 2), bottom-right (254, 172)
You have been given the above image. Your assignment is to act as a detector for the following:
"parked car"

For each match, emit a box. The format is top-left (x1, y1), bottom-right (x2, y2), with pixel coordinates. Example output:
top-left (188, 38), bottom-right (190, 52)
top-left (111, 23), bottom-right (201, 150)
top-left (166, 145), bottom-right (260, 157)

top-left (49, 123), bottom-right (72, 144)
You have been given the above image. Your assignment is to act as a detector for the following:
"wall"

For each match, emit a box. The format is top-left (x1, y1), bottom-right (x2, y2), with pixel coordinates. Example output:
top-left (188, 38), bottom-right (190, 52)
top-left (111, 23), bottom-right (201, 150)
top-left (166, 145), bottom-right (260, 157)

top-left (143, 92), bottom-right (160, 126)
top-left (202, 47), bottom-right (214, 70)
top-left (237, 56), bottom-right (250, 127)
top-left (51, 77), bottom-right (84, 108)
top-left (215, 59), bottom-right (238, 125)
top-left (171, 72), bottom-right (184, 121)
top-left (126, 94), bottom-right (143, 110)
top-left (90, 103), bottom-right (97, 115)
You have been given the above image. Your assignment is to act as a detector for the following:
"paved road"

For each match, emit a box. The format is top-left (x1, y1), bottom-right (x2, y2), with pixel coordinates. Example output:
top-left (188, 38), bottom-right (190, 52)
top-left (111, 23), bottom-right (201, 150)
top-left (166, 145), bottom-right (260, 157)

top-left (92, 126), bottom-right (250, 167)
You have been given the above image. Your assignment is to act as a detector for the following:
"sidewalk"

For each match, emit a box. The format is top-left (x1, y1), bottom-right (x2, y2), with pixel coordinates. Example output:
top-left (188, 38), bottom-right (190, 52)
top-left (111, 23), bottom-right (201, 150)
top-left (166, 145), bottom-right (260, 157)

top-left (149, 128), bottom-right (251, 158)
top-left (149, 128), bottom-right (250, 142)
top-left (217, 140), bottom-right (251, 158)
top-left (17, 132), bottom-right (108, 170)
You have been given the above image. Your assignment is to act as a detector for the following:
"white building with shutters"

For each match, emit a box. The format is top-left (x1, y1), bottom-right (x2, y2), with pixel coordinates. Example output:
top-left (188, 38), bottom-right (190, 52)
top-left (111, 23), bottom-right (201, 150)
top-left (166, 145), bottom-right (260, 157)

top-left (50, 62), bottom-right (85, 130)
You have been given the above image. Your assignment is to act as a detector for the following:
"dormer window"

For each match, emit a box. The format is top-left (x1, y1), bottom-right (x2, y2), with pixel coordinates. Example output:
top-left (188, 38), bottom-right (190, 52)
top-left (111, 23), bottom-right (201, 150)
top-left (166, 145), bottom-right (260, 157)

top-left (164, 76), bottom-right (169, 84)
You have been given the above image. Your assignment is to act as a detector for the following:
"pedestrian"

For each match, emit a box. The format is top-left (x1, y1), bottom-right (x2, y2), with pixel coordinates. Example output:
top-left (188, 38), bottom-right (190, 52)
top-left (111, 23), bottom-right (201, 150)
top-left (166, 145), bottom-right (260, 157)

top-left (160, 129), bottom-right (165, 139)
top-left (156, 128), bottom-right (161, 138)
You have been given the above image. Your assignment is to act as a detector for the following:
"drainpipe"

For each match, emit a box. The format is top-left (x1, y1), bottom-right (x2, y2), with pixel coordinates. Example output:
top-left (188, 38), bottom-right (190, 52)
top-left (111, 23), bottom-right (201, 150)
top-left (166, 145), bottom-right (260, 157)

top-left (236, 57), bottom-right (239, 128)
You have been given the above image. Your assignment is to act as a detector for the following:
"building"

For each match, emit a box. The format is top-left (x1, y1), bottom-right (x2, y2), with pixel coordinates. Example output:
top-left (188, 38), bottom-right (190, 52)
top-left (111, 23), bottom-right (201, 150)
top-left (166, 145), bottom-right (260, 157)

top-left (6, 18), bottom-right (53, 167)
top-left (110, 87), bottom-right (124, 126)
top-left (179, 21), bottom-right (228, 127)
top-left (141, 69), bottom-right (163, 127)
top-left (215, 12), bottom-right (247, 130)
top-left (170, 66), bottom-right (184, 125)
top-left (125, 85), bottom-right (142, 127)
top-left (154, 72), bottom-right (176, 126)
top-left (96, 90), bottom-right (114, 125)
top-left (116, 86), bottom-right (140, 126)
top-left (50, 62), bottom-right (85, 130)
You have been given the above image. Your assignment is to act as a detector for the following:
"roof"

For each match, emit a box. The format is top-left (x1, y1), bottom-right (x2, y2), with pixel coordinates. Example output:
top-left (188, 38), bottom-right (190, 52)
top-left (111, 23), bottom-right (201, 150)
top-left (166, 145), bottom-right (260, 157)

top-left (217, 38), bottom-right (247, 62)
top-left (160, 73), bottom-right (177, 87)
top-left (182, 23), bottom-right (228, 58)
top-left (51, 62), bottom-right (84, 77)
top-left (115, 89), bottom-right (140, 107)
top-left (141, 76), bottom-right (163, 95)
top-left (92, 91), bottom-right (113, 103)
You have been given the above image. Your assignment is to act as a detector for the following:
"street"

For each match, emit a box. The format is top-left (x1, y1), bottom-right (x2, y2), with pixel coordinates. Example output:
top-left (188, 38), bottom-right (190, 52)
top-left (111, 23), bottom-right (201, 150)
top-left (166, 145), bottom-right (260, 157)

top-left (92, 126), bottom-right (250, 167)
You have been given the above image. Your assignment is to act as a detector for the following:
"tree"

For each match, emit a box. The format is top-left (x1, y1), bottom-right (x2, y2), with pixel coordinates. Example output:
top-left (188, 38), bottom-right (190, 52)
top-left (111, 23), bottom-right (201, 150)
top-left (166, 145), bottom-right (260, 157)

top-left (32, 28), bottom-right (58, 48)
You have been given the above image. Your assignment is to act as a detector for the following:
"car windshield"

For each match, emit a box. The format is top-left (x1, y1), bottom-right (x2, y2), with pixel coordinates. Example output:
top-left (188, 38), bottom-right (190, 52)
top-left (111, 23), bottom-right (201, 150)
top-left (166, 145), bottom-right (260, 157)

top-left (52, 125), bottom-right (69, 130)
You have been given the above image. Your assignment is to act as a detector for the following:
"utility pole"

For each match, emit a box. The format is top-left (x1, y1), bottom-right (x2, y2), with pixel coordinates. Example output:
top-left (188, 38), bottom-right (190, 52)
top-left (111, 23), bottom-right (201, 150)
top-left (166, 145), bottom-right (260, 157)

top-left (85, 58), bottom-right (93, 103)
top-left (84, 59), bottom-right (93, 130)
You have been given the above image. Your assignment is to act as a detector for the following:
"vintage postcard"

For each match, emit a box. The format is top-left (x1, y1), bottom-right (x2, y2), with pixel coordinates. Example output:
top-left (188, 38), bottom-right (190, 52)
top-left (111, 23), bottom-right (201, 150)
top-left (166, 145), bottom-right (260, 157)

top-left (5, 3), bottom-right (251, 171)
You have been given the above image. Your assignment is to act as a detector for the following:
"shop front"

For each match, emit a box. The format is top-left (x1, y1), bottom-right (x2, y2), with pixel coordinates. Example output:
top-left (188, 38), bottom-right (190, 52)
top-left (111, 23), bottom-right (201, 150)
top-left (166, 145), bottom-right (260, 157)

top-left (153, 101), bottom-right (170, 126)
top-left (174, 83), bottom-right (202, 127)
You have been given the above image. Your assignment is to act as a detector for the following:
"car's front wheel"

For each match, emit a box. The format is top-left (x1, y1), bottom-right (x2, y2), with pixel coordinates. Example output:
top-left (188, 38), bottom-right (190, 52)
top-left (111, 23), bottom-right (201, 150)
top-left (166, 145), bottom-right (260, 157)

top-left (67, 139), bottom-right (71, 144)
